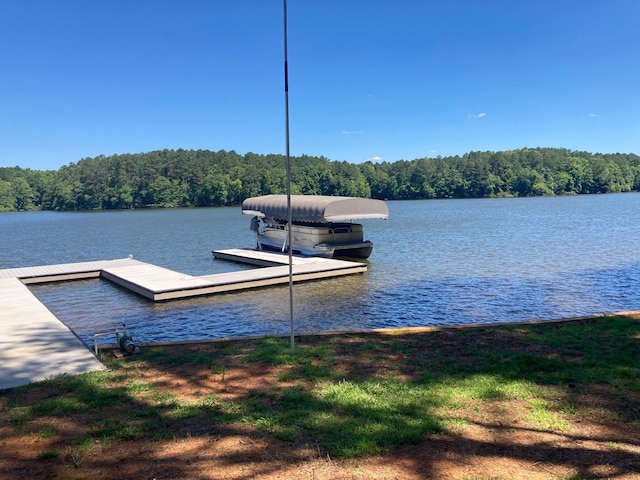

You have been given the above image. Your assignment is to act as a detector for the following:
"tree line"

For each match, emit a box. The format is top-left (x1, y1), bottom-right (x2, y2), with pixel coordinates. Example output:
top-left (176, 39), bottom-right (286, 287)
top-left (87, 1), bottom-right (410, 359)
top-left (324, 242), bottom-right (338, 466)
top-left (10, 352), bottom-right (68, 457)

top-left (1, 147), bottom-right (639, 212)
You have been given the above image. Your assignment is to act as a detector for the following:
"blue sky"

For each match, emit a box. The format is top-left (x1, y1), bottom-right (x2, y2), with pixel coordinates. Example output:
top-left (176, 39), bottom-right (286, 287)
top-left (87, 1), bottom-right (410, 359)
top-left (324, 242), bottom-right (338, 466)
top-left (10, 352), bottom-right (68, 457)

top-left (1, 1), bottom-right (638, 170)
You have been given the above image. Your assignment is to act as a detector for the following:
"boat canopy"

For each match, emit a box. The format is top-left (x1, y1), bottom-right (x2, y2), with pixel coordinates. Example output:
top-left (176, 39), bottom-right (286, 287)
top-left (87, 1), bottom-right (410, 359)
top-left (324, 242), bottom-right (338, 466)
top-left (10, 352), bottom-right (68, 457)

top-left (242, 195), bottom-right (389, 223)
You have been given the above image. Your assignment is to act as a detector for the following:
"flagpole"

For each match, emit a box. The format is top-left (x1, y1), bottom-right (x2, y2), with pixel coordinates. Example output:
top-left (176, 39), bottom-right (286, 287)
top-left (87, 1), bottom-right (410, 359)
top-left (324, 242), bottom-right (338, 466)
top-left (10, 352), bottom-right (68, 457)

top-left (283, 0), bottom-right (294, 353)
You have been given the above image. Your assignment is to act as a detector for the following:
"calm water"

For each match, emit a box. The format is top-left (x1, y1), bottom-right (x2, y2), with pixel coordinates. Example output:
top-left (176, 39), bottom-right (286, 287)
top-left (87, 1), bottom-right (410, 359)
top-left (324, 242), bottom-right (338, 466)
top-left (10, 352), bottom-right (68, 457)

top-left (2, 194), bottom-right (640, 347)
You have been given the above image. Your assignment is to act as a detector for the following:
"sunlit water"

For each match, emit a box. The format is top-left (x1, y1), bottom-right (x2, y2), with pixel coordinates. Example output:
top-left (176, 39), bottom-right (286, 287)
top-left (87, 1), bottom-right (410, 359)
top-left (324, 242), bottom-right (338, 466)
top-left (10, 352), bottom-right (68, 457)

top-left (2, 194), bottom-right (639, 347)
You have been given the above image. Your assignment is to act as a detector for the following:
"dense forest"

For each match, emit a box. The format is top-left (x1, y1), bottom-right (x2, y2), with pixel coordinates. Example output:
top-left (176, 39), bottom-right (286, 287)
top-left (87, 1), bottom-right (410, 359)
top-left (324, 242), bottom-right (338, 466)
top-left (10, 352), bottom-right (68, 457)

top-left (1, 147), bottom-right (639, 212)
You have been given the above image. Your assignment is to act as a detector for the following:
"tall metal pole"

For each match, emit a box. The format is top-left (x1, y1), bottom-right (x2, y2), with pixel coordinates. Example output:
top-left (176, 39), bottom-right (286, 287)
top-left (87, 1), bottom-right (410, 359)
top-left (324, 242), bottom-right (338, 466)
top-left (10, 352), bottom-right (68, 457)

top-left (283, 0), bottom-right (295, 353)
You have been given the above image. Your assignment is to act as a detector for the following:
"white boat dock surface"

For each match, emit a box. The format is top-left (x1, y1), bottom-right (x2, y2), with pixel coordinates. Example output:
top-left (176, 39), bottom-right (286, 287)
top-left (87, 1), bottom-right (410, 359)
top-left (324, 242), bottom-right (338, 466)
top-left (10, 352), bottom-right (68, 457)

top-left (0, 258), bottom-right (147, 283)
top-left (0, 251), bottom-right (366, 389)
top-left (100, 249), bottom-right (365, 301)
top-left (0, 277), bottom-right (106, 391)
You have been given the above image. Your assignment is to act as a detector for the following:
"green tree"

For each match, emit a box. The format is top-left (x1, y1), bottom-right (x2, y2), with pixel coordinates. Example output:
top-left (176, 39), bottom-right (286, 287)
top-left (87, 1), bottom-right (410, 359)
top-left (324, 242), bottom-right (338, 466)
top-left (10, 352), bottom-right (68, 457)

top-left (201, 172), bottom-right (232, 206)
top-left (0, 180), bottom-right (14, 211)
top-left (11, 177), bottom-right (34, 210)
top-left (148, 176), bottom-right (188, 207)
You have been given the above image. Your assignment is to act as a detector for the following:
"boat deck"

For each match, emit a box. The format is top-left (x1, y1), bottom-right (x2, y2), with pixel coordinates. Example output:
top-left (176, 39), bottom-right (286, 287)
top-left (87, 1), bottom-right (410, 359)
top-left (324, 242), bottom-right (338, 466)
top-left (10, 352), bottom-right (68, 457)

top-left (0, 251), bottom-right (366, 389)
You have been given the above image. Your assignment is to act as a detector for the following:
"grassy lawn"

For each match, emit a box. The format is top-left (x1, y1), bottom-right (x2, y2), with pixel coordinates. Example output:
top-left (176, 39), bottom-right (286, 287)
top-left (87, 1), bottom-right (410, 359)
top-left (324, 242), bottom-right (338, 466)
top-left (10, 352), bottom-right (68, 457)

top-left (1, 315), bottom-right (639, 479)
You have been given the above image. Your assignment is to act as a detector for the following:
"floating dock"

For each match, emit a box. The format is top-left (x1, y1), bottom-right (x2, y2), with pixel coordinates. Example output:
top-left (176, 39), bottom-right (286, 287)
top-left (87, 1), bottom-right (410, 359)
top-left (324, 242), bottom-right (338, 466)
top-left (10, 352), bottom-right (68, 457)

top-left (0, 258), bottom-right (145, 284)
top-left (102, 249), bottom-right (366, 301)
top-left (0, 276), bottom-right (107, 390)
top-left (0, 251), bottom-right (366, 389)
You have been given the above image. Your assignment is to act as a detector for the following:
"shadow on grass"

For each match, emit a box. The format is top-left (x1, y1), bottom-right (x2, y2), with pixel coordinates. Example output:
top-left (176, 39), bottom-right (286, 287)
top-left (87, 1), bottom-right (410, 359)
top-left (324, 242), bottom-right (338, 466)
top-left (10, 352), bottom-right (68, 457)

top-left (1, 315), bottom-right (639, 479)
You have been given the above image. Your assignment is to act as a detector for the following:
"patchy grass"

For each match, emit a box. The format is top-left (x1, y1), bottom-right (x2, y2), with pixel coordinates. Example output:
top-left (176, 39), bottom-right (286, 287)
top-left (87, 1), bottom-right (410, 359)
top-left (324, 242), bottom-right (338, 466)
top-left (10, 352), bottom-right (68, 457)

top-left (1, 315), bottom-right (639, 479)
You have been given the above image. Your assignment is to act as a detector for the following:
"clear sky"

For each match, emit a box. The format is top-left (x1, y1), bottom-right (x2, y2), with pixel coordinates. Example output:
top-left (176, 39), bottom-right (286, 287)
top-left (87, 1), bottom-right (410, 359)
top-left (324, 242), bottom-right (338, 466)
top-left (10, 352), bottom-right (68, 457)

top-left (1, 0), bottom-right (638, 170)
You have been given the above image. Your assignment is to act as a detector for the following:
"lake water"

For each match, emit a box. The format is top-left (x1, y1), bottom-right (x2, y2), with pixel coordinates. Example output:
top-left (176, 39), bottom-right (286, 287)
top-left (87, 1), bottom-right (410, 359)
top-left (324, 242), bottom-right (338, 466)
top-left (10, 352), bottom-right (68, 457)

top-left (2, 194), bottom-right (639, 347)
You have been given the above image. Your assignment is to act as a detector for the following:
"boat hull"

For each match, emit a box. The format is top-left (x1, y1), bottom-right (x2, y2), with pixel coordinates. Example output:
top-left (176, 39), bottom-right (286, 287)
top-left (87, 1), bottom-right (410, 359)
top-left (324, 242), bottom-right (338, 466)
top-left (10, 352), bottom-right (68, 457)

top-left (247, 211), bottom-right (379, 259)
top-left (256, 236), bottom-right (374, 259)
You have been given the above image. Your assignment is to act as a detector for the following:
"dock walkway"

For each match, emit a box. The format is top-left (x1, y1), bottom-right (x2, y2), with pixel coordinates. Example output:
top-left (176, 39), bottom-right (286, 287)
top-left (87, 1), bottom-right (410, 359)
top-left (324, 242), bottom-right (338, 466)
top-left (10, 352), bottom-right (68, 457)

top-left (0, 276), bottom-right (107, 390)
top-left (0, 251), bottom-right (366, 389)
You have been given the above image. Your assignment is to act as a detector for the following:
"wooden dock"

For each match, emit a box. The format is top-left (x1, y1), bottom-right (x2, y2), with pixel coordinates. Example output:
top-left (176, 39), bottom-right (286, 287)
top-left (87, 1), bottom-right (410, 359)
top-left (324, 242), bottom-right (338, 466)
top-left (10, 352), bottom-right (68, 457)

top-left (0, 251), bottom-right (366, 388)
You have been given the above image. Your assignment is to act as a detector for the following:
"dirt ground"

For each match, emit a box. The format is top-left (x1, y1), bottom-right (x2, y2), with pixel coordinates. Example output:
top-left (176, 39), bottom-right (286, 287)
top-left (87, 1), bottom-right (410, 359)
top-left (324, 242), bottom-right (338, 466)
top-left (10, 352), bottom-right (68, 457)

top-left (1, 318), bottom-right (639, 479)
